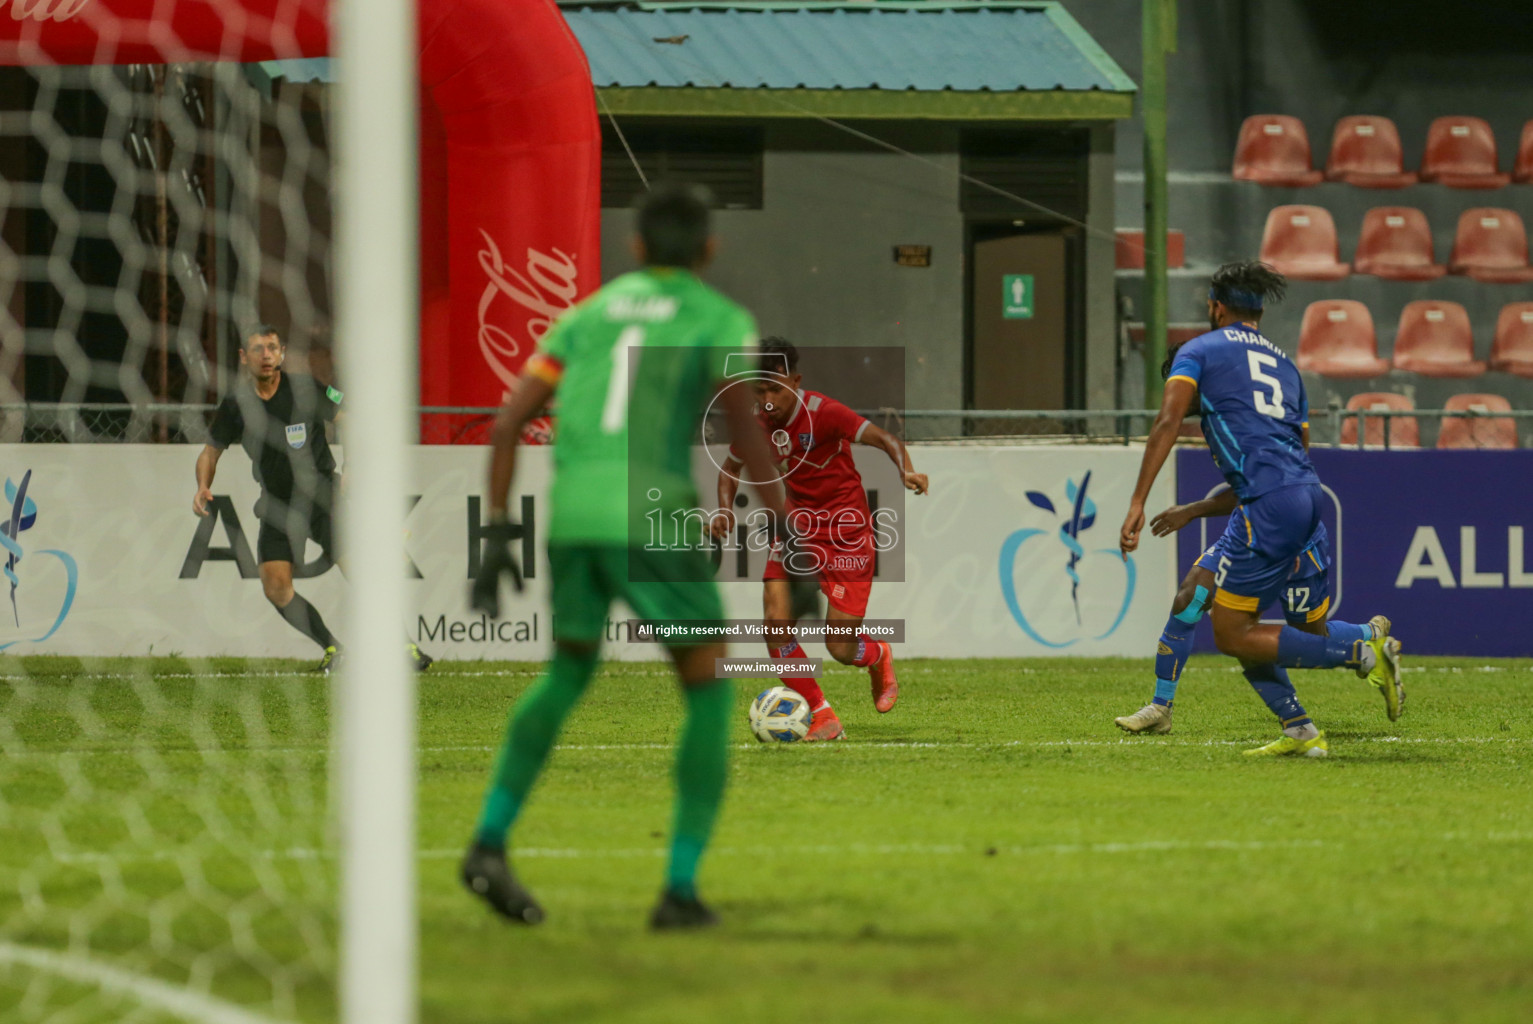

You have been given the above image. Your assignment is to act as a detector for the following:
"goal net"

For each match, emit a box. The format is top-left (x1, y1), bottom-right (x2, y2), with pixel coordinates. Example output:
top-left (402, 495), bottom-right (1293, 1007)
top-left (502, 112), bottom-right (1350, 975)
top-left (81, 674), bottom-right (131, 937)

top-left (0, 4), bottom-right (412, 1023)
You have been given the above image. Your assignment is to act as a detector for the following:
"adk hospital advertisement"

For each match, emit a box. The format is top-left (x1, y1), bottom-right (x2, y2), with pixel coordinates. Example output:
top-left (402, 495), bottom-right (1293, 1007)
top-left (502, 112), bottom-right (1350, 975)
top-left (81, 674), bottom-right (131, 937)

top-left (3, 443), bottom-right (1524, 659)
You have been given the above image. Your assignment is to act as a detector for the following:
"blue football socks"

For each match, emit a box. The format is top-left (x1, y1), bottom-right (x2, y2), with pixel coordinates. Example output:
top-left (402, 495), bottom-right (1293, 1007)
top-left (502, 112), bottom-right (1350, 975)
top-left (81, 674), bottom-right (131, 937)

top-left (1150, 585), bottom-right (1209, 706)
top-left (1243, 662), bottom-right (1311, 728)
top-left (1153, 676), bottom-right (1179, 706)
top-left (1276, 621), bottom-right (1372, 672)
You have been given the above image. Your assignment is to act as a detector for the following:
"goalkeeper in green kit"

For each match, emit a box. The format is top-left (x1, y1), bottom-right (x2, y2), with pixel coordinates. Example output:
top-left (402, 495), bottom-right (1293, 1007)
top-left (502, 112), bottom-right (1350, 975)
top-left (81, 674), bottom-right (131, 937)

top-left (464, 183), bottom-right (805, 929)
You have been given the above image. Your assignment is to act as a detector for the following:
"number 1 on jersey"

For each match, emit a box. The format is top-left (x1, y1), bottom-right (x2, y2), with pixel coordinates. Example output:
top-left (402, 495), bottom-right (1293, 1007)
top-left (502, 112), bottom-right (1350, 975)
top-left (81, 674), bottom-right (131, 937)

top-left (1247, 351), bottom-right (1286, 419)
top-left (601, 325), bottom-right (644, 433)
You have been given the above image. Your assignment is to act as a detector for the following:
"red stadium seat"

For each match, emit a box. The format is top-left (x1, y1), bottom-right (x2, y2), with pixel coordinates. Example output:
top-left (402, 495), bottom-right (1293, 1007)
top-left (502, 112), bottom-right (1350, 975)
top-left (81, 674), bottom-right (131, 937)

top-left (1128, 324), bottom-right (1207, 350)
top-left (1391, 301), bottom-right (1487, 377)
top-left (1515, 120), bottom-right (1533, 184)
top-left (1325, 116), bottom-right (1417, 188)
top-left (1258, 205), bottom-right (1351, 280)
top-left (1297, 300), bottom-right (1388, 378)
top-left (1421, 116), bottom-right (1509, 188)
top-left (1437, 393), bottom-right (1517, 449)
top-left (1490, 303), bottom-right (1533, 378)
top-left (1448, 208), bottom-right (1533, 283)
top-left (1115, 229), bottom-right (1185, 269)
top-left (1353, 207), bottom-right (1446, 280)
top-left (1340, 393), bottom-right (1419, 448)
top-left (1233, 115), bottom-right (1323, 186)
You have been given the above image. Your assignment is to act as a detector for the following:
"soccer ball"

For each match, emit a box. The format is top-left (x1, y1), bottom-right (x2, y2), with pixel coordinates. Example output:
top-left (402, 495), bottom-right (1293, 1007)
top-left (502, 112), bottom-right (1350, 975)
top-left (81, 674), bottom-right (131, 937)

top-left (748, 686), bottom-right (812, 743)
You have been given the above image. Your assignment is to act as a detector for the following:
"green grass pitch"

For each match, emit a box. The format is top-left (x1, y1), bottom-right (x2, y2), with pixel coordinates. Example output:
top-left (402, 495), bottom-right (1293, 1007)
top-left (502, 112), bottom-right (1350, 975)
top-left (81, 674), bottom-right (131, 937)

top-left (2, 655), bottom-right (1531, 1023)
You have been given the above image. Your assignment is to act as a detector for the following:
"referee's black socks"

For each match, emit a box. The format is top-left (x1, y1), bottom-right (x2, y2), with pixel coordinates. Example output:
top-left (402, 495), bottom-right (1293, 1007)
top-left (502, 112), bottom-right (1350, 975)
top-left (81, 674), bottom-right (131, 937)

top-left (278, 594), bottom-right (339, 650)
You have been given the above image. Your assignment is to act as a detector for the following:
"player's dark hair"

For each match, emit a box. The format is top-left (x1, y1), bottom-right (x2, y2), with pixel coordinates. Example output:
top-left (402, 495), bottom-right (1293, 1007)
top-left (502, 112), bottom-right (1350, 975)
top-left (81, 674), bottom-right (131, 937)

top-left (244, 323), bottom-right (282, 347)
top-left (759, 336), bottom-right (799, 375)
top-left (1208, 260), bottom-right (1287, 320)
top-left (637, 181), bottom-right (713, 268)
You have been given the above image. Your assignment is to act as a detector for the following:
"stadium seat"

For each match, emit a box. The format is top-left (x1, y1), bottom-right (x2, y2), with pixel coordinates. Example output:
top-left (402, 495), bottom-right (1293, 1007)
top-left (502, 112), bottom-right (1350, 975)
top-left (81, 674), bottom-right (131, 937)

top-left (1232, 115), bottom-right (1323, 186)
top-left (1437, 393), bottom-right (1518, 449)
top-left (1421, 116), bottom-right (1510, 188)
top-left (1297, 300), bottom-right (1388, 378)
top-left (1339, 393), bottom-right (1419, 448)
top-left (1353, 206), bottom-right (1446, 280)
top-left (1515, 120), bottom-right (1533, 183)
top-left (1448, 208), bottom-right (1533, 282)
top-left (1491, 303), bottom-right (1533, 378)
top-left (1115, 229), bottom-right (1185, 269)
top-left (1128, 324), bottom-right (1207, 350)
top-left (1258, 205), bottom-right (1351, 280)
top-left (1325, 116), bottom-right (1417, 188)
top-left (1391, 300), bottom-right (1487, 377)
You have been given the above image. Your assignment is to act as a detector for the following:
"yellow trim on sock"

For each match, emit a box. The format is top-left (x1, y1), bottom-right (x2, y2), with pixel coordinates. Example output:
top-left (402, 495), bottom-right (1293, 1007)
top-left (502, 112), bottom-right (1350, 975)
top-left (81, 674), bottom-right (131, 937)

top-left (1306, 596), bottom-right (1331, 623)
top-left (1214, 589), bottom-right (1261, 612)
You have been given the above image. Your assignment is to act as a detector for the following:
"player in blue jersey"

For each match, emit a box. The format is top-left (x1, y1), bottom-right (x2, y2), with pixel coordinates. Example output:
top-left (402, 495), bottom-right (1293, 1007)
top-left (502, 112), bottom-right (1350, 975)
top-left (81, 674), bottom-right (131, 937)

top-left (1115, 392), bottom-right (1326, 735)
top-left (1118, 261), bottom-right (1404, 756)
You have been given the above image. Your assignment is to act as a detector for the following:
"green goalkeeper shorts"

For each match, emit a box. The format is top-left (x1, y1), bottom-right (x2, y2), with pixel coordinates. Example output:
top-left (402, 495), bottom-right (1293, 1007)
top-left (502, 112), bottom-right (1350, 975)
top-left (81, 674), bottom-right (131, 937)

top-left (548, 544), bottom-right (724, 648)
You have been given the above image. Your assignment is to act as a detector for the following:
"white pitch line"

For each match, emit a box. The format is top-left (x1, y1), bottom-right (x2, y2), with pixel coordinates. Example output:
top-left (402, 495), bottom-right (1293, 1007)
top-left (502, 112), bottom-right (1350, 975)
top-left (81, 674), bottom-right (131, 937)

top-left (0, 942), bottom-right (293, 1024)
top-left (42, 832), bottom-right (1533, 869)
top-left (8, 735), bottom-right (1528, 760)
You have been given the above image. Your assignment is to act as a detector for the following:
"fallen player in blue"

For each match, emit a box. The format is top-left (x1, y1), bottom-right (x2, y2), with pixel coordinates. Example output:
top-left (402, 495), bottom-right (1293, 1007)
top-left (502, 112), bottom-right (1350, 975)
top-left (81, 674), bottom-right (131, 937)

top-left (1118, 260), bottom-right (1404, 755)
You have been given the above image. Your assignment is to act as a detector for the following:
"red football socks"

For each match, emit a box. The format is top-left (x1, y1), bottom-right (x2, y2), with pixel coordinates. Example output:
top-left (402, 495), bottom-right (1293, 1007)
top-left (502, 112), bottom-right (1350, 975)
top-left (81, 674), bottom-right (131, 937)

top-left (771, 640), bottom-right (825, 710)
top-left (852, 633), bottom-right (883, 668)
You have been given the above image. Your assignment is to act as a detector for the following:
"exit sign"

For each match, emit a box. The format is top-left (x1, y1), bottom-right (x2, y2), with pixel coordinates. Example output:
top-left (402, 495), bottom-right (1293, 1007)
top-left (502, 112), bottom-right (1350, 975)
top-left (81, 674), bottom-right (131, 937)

top-left (1002, 274), bottom-right (1034, 319)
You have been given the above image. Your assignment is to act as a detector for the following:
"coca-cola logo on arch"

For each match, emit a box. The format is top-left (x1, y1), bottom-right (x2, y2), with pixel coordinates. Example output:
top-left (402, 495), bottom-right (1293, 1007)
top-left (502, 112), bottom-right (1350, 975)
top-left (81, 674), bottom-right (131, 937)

top-left (476, 229), bottom-right (578, 393)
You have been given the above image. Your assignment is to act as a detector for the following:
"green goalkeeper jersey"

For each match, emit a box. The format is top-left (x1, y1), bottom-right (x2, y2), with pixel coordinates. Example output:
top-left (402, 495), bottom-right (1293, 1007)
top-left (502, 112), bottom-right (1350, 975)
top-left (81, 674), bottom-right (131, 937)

top-left (534, 268), bottom-right (757, 544)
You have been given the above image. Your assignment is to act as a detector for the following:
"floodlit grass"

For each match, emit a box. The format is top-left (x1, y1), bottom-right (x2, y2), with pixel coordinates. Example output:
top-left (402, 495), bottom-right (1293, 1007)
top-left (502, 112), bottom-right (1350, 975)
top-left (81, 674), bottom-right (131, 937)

top-left (3, 655), bottom-right (1531, 1023)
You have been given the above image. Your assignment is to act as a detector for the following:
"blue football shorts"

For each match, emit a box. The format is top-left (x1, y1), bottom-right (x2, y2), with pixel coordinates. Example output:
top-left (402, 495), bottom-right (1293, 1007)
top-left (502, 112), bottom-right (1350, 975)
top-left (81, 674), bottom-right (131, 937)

top-left (1195, 484), bottom-right (1331, 625)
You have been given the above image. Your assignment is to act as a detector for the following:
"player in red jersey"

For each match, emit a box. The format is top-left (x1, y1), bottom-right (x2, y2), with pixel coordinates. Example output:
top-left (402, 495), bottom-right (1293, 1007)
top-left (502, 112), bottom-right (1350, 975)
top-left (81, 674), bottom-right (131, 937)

top-left (712, 338), bottom-right (929, 741)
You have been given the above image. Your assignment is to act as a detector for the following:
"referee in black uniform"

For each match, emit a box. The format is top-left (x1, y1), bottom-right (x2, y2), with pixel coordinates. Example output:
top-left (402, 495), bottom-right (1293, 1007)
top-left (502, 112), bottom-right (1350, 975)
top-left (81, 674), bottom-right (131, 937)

top-left (193, 324), bottom-right (431, 672)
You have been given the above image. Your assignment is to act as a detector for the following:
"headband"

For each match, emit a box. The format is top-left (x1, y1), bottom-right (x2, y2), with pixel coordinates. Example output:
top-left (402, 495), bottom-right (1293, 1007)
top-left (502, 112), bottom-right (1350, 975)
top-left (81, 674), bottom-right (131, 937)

top-left (1209, 286), bottom-right (1264, 310)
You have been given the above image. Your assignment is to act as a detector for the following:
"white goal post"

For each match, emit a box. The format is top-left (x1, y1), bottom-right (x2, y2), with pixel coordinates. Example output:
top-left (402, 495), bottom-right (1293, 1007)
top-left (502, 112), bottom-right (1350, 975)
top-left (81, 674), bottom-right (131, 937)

top-left (333, 0), bottom-right (418, 1022)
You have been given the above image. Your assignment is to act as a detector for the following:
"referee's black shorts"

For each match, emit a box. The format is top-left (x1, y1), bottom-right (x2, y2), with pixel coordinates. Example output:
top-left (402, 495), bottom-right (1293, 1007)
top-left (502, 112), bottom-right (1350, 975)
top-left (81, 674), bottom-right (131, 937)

top-left (255, 477), bottom-right (338, 567)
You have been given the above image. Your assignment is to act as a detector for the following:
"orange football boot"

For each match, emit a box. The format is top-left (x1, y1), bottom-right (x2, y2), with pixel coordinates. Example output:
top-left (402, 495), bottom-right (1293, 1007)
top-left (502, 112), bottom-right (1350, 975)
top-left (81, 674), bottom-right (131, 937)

top-left (869, 641), bottom-right (898, 713)
top-left (805, 705), bottom-right (845, 742)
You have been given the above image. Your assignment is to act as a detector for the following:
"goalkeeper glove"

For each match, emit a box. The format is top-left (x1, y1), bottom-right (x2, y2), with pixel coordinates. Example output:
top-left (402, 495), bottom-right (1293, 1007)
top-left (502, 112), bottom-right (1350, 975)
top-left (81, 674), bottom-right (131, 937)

top-left (470, 518), bottom-right (524, 618)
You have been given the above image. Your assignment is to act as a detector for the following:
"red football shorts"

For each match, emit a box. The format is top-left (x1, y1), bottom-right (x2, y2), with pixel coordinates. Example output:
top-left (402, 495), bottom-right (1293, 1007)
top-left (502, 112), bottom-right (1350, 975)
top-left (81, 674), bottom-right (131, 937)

top-left (763, 532), bottom-right (875, 617)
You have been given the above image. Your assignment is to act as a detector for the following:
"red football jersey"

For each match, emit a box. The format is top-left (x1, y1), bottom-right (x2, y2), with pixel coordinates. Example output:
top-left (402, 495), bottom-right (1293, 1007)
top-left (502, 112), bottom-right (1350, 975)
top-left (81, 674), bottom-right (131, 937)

top-left (733, 389), bottom-right (871, 542)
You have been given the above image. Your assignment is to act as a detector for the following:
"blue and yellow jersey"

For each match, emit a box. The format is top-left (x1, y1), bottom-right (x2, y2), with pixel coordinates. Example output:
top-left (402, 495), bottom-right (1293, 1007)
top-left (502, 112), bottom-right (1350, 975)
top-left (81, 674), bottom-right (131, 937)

top-left (1167, 325), bottom-right (1318, 502)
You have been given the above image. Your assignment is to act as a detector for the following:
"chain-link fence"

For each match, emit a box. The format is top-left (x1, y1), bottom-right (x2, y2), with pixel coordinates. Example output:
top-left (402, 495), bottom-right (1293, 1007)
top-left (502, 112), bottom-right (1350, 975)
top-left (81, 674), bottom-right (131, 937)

top-left (2, 403), bottom-right (1529, 449)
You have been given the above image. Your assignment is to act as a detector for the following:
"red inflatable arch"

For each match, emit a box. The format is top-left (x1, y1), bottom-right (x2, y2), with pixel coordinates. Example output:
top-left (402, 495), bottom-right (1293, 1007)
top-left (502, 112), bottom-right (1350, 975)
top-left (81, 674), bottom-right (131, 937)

top-left (0, 0), bottom-right (601, 436)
